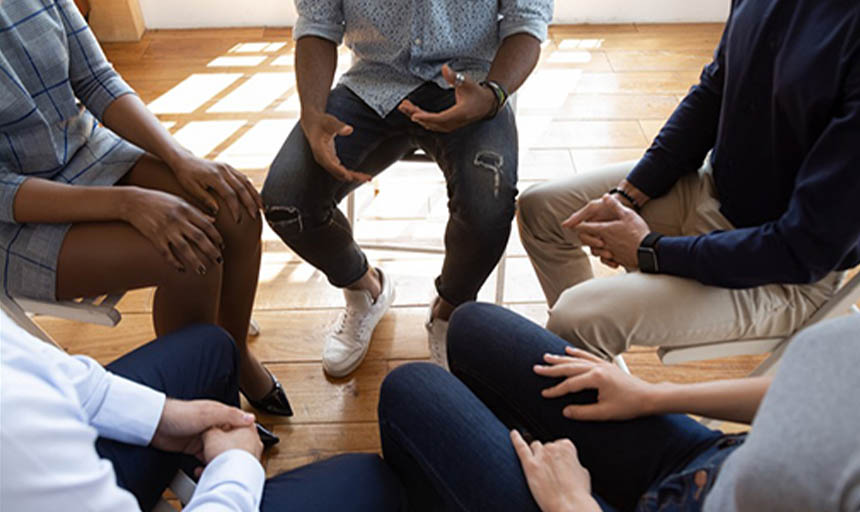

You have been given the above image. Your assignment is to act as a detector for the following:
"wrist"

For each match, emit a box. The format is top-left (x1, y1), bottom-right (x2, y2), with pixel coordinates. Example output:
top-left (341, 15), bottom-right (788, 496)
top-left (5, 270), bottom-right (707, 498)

top-left (616, 180), bottom-right (650, 208)
top-left (646, 382), bottom-right (678, 416)
top-left (117, 186), bottom-right (144, 223)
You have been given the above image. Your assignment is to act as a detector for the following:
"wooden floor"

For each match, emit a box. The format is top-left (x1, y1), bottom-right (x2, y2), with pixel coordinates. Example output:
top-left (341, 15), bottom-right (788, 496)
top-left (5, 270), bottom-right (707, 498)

top-left (36, 24), bottom-right (771, 478)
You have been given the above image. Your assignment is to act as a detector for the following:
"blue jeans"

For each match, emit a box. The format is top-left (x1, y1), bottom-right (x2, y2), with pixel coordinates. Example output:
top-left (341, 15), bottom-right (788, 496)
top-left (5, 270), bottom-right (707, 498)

top-left (97, 324), bottom-right (403, 511)
top-left (261, 83), bottom-right (518, 305)
top-left (378, 303), bottom-right (743, 511)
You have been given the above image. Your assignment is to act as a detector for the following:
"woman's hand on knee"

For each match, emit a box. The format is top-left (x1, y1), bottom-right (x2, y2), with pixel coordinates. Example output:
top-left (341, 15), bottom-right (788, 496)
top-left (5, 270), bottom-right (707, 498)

top-left (169, 153), bottom-right (263, 223)
top-left (511, 430), bottom-right (600, 512)
top-left (121, 186), bottom-right (224, 274)
top-left (534, 346), bottom-right (656, 421)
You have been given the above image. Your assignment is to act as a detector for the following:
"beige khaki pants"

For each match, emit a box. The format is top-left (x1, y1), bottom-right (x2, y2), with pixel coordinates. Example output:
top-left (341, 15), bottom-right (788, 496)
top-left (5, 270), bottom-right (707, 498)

top-left (517, 160), bottom-right (843, 359)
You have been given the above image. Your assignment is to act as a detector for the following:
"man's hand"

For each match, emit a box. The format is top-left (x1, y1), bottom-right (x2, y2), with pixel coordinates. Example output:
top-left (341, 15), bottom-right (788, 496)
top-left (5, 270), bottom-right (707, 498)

top-left (300, 112), bottom-right (372, 183)
top-left (511, 430), bottom-right (600, 512)
top-left (563, 194), bottom-right (649, 269)
top-left (201, 424), bottom-right (264, 465)
top-left (398, 64), bottom-right (497, 133)
top-left (535, 347), bottom-right (657, 421)
top-left (151, 399), bottom-right (255, 457)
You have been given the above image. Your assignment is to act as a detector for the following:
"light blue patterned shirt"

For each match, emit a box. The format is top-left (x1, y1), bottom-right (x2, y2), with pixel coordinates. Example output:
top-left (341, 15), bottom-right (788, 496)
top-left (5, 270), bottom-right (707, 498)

top-left (294, 0), bottom-right (553, 117)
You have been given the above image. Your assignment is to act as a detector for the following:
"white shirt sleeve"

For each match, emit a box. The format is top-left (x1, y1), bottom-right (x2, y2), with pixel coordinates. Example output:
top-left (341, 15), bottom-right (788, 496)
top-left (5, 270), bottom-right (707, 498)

top-left (184, 450), bottom-right (266, 511)
top-left (0, 312), bottom-right (265, 511)
top-left (11, 317), bottom-right (166, 444)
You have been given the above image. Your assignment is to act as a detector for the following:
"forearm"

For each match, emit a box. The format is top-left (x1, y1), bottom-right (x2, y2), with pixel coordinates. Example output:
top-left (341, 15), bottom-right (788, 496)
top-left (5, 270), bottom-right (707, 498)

top-left (648, 376), bottom-right (772, 424)
top-left (487, 33), bottom-right (542, 95)
top-left (12, 178), bottom-right (137, 224)
top-left (102, 94), bottom-right (187, 168)
top-left (296, 36), bottom-right (338, 122)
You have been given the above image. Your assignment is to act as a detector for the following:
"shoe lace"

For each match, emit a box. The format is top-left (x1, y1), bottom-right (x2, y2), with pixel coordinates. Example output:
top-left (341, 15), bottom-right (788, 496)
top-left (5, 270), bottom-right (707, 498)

top-left (334, 306), bottom-right (370, 342)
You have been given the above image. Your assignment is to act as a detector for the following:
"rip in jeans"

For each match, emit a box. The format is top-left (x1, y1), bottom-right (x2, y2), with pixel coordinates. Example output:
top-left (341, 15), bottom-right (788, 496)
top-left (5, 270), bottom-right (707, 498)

top-left (266, 205), bottom-right (303, 233)
top-left (473, 150), bottom-right (504, 198)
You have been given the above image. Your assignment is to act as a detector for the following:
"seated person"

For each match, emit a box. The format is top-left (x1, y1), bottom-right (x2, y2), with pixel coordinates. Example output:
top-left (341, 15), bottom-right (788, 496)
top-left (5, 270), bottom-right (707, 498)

top-left (261, 0), bottom-right (553, 377)
top-left (516, 0), bottom-right (860, 360)
top-left (378, 303), bottom-right (860, 511)
top-left (0, 0), bottom-right (290, 414)
top-left (0, 311), bottom-right (403, 511)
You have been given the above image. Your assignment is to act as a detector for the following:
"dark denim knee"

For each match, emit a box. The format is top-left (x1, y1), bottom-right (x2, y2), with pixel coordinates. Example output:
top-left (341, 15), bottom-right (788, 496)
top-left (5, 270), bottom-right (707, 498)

top-left (446, 302), bottom-right (497, 371)
top-left (378, 363), bottom-right (449, 421)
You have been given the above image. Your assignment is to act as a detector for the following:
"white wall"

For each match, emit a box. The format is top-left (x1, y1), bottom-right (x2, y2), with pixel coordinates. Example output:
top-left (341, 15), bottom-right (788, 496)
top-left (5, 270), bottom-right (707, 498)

top-left (140, 1), bottom-right (730, 30)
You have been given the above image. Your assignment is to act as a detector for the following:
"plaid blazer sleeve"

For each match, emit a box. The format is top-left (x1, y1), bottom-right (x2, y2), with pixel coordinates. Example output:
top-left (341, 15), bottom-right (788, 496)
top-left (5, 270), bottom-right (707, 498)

top-left (56, 0), bottom-right (136, 120)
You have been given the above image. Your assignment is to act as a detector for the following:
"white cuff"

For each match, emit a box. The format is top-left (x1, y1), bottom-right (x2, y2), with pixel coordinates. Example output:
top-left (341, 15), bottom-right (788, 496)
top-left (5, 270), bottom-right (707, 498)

top-left (91, 374), bottom-right (166, 445)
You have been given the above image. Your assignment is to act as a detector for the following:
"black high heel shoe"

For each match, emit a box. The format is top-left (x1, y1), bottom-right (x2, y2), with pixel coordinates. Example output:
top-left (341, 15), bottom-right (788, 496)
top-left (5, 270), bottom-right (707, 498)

top-left (245, 368), bottom-right (294, 417)
top-left (256, 423), bottom-right (280, 448)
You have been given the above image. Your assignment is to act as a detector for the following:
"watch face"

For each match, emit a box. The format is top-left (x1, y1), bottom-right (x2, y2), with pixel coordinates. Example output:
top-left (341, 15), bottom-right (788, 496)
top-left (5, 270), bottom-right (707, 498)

top-left (638, 247), bottom-right (658, 273)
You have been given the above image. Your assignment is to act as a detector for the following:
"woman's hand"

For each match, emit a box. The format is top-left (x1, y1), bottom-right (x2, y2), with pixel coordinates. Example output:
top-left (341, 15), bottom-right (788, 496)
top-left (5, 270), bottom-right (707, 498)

top-left (535, 346), bottom-right (657, 421)
top-left (511, 430), bottom-right (600, 512)
top-left (122, 186), bottom-right (224, 274)
top-left (169, 153), bottom-right (263, 223)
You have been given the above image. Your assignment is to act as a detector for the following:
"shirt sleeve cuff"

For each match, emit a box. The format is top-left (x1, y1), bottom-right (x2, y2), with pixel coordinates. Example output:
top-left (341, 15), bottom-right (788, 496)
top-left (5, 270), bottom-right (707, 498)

top-left (90, 374), bottom-right (166, 445)
top-left (655, 235), bottom-right (699, 279)
top-left (499, 18), bottom-right (549, 42)
top-left (0, 172), bottom-right (27, 223)
top-left (86, 77), bottom-right (137, 122)
top-left (192, 450), bottom-right (265, 509)
top-left (294, 16), bottom-right (345, 44)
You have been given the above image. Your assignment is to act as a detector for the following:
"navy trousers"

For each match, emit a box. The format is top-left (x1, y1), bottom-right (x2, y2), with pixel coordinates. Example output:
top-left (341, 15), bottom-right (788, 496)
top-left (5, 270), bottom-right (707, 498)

top-left (96, 324), bottom-right (403, 511)
top-left (378, 303), bottom-right (736, 512)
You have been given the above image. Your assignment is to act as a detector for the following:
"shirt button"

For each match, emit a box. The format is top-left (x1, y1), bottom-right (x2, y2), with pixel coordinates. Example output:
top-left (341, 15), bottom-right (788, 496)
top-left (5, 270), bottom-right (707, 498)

top-left (414, 38), bottom-right (422, 45)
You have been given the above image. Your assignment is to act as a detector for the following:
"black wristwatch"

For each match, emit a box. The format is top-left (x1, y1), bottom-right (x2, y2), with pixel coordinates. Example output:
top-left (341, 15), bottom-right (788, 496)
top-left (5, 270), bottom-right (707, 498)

top-left (638, 232), bottom-right (663, 273)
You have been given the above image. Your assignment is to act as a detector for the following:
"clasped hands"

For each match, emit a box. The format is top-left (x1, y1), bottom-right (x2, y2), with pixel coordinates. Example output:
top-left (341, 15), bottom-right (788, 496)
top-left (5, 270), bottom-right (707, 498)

top-left (562, 193), bottom-right (650, 269)
top-left (151, 399), bottom-right (263, 476)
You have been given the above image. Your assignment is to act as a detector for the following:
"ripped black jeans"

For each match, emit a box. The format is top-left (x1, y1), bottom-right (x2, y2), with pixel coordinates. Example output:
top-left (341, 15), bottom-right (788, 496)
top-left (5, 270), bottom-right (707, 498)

top-left (261, 83), bottom-right (518, 305)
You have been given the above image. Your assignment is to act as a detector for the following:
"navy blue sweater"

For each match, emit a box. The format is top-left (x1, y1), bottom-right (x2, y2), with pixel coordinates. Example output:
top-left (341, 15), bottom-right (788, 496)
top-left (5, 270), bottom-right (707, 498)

top-left (626, 0), bottom-right (860, 288)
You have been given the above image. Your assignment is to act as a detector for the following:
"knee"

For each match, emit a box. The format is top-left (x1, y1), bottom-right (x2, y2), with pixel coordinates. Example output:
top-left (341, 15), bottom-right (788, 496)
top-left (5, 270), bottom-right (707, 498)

top-left (178, 323), bottom-right (239, 370)
top-left (516, 182), bottom-right (559, 242)
top-left (546, 287), bottom-right (624, 359)
top-left (215, 205), bottom-right (263, 254)
top-left (447, 302), bottom-right (495, 368)
top-left (378, 363), bottom-right (447, 420)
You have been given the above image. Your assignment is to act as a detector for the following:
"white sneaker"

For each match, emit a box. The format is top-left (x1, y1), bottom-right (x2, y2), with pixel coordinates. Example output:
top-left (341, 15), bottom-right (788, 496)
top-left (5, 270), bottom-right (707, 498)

top-left (426, 298), bottom-right (449, 370)
top-left (322, 268), bottom-right (395, 378)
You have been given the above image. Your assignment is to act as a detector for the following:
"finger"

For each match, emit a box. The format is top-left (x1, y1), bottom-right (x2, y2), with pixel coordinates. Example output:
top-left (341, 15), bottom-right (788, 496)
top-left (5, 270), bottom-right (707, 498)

top-left (398, 99), bottom-right (427, 117)
top-left (185, 180), bottom-right (220, 217)
top-left (441, 64), bottom-right (457, 87)
top-left (316, 147), bottom-right (371, 183)
top-left (221, 166), bottom-right (259, 219)
top-left (601, 257), bottom-right (620, 268)
top-left (510, 430), bottom-right (533, 463)
top-left (578, 232), bottom-right (605, 248)
top-left (564, 346), bottom-right (605, 364)
top-left (209, 176), bottom-right (245, 223)
top-left (541, 373), bottom-right (597, 399)
top-left (323, 116), bottom-right (354, 137)
top-left (201, 402), bottom-right (256, 429)
top-left (576, 220), bottom-right (616, 238)
top-left (169, 232), bottom-right (208, 276)
top-left (181, 222), bottom-right (222, 266)
top-left (235, 168), bottom-right (264, 210)
top-left (562, 199), bottom-right (602, 229)
top-left (533, 362), bottom-right (593, 378)
top-left (411, 103), bottom-right (465, 127)
top-left (194, 466), bottom-right (204, 479)
top-left (592, 248), bottom-right (615, 261)
top-left (187, 209), bottom-right (224, 251)
top-left (529, 440), bottom-right (544, 457)
top-left (158, 240), bottom-right (186, 272)
top-left (563, 403), bottom-right (606, 421)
